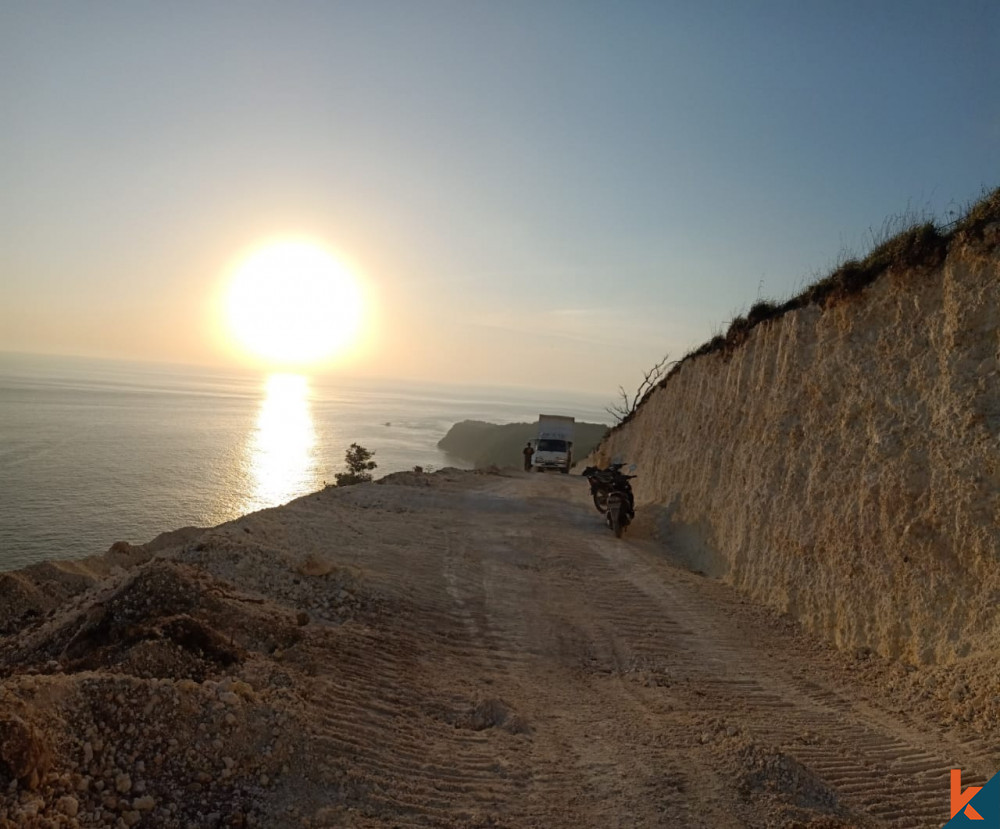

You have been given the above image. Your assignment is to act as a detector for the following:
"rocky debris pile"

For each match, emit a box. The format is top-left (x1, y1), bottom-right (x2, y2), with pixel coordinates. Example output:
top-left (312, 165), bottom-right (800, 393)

top-left (178, 531), bottom-right (376, 629)
top-left (0, 506), bottom-right (386, 828)
top-left (836, 646), bottom-right (1000, 740)
top-left (0, 527), bottom-right (205, 639)
top-left (0, 672), bottom-right (303, 828)
top-left (732, 744), bottom-right (851, 827)
top-left (0, 566), bottom-right (101, 638)
top-left (0, 559), bottom-right (306, 681)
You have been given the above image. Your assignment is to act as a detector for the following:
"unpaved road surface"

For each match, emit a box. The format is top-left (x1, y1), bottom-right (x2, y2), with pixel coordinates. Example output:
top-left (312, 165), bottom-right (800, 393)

top-left (1, 469), bottom-right (996, 827)
top-left (284, 471), bottom-right (996, 827)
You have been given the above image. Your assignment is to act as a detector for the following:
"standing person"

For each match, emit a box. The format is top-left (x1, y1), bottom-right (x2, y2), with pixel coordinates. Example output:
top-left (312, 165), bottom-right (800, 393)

top-left (523, 442), bottom-right (534, 472)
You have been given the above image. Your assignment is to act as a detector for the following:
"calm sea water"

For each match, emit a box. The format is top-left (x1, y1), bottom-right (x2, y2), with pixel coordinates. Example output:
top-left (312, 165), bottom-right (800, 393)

top-left (0, 353), bottom-right (609, 571)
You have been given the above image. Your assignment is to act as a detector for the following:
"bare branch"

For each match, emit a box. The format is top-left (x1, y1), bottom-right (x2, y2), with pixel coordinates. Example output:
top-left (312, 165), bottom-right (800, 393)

top-left (606, 354), bottom-right (674, 425)
top-left (605, 385), bottom-right (632, 423)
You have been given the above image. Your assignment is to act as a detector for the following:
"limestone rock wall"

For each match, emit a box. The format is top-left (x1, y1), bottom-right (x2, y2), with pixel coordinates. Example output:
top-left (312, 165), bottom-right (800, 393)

top-left (592, 243), bottom-right (1000, 664)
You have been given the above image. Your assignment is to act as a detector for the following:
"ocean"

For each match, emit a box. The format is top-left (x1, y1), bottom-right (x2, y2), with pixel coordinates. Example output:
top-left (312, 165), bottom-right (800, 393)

top-left (0, 353), bottom-right (610, 571)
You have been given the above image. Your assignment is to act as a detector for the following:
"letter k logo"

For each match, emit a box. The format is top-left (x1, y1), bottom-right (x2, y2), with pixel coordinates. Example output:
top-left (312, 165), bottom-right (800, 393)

top-left (953, 769), bottom-right (984, 820)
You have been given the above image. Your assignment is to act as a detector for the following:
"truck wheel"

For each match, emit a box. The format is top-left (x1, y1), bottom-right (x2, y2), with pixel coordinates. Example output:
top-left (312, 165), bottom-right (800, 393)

top-left (560, 466), bottom-right (569, 474)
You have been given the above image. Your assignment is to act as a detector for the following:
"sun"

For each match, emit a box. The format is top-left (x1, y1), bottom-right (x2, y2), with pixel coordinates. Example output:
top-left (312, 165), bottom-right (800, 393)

top-left (224, 240), bottom-right (365, 366)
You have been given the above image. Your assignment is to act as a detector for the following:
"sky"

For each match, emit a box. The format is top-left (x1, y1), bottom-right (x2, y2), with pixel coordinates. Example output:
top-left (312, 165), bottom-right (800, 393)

top-left (1, 1), bottom-right (997, 397)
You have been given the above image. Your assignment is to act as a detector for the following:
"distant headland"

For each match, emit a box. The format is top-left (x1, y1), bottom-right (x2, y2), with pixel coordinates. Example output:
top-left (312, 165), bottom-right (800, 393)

top-left (438, 419), bottom-right (609, 470)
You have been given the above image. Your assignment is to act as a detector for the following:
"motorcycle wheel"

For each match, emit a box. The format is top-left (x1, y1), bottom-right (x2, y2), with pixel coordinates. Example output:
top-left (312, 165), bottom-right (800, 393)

top-left (609, 503), bottom-right (623, 538)
top-left (592, 490), bottom-right (609, 514)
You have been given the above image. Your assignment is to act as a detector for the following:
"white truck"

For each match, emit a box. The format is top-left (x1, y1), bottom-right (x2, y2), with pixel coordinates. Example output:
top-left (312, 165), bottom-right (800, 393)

top-left (533, 414), bottom-right (575, 473)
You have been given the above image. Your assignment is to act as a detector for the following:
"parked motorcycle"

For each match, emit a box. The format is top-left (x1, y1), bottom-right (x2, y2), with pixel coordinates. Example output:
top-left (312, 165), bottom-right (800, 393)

top-left (581, 463), bottom-right (625, 513)
top-left (582, 464), bottom-right (636, 537)
top-left (604, 472), bottom-right (636, 538)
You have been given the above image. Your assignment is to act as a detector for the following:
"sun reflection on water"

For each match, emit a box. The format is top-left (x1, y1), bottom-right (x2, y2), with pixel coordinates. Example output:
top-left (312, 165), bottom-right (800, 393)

top-left (243, 373), bottom-right (317, 513)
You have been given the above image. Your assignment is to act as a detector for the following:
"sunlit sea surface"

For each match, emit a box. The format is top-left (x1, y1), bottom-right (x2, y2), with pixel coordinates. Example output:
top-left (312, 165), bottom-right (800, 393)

top-left (0, 353), bottom-right (609, 571)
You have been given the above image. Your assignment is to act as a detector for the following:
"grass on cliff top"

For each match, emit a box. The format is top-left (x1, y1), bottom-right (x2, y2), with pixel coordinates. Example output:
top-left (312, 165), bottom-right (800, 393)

top-left (613, 186), bottom-right (1000, 425)
top-left (953, 186), bottom-right (1000, 238)
top-left (681, 187), bottom-right (997, 366)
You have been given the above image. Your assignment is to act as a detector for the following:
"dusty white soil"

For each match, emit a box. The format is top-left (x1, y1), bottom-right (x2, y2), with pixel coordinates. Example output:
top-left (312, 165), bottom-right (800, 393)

top-left (0, 469), bottom-right (995, 827)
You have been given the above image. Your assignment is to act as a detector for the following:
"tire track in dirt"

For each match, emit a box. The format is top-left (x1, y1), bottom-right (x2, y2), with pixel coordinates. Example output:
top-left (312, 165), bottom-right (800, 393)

top-left (448, 476), bottom-right (994, 826)
top-left (579, 521), bottom-right (992, 828)
top-left (449, 491), bottom-right (738, 827)
top-left (295, 503), bottom-right (536, 827)
top-left (286, 473), bottom-right (995, 827)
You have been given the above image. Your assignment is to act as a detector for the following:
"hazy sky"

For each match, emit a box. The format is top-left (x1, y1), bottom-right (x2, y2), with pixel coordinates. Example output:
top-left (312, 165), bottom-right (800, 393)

top-left (2, 1), bottom-right (997, 395)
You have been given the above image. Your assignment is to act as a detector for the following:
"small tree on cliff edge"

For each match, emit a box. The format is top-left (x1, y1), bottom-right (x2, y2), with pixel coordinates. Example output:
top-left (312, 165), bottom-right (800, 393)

top-left (335, 443), bottom-right (377, 486)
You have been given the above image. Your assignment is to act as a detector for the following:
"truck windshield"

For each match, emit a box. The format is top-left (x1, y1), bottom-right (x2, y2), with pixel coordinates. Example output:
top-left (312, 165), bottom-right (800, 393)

top-left (537, 439), bottom-right (568, 452)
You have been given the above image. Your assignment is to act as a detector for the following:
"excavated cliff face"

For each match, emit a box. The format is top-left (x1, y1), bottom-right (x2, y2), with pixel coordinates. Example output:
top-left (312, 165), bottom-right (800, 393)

top-left (592, 238), bottom-right (999, 665)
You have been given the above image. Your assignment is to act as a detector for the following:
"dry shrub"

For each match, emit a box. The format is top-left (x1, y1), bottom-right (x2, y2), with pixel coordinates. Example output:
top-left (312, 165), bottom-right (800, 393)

top-left (953, 186), bottom-right (1000, 241)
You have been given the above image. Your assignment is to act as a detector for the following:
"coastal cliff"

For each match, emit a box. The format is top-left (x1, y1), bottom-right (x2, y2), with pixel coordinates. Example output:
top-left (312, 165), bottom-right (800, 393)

top-left (589, 194), bottom-right (1000, 665)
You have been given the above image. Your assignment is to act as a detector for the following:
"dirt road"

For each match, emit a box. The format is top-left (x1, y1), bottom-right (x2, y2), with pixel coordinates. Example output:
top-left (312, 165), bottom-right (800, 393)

top-left (267, 469), bottom-right (995, 828)
top-left (1, 468), bottom-right (996, 827)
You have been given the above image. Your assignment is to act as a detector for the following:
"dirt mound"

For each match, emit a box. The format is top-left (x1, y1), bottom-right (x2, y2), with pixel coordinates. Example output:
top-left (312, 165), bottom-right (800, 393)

top-left (0, 670), bottom-right (306, 828)
top-left (0, 560), bottom-right (107, 636)
top-left (0, 574), bottom-right (46, 635)
top-left (0, 535), bottom-right (176, 638)
top-left (177, 529), bottom-right (379, 628)
top-left (0, 485), bottom-right (401, 829)
top-left (1, 560), bottom-right (309, 682)
top-left (460, 697), bottom-right (531, 735)
top-left (0, 556), bottom-right (328, 826)
top-left (731, 744), bottom-right (863, 828)
top-left (377, 469), bottom-right (433, 487)
top-left (737, 745), bottom-right (838, 808)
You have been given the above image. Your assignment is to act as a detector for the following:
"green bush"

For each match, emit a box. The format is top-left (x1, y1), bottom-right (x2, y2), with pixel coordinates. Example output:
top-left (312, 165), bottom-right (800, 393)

top-left (334, 443), bottom-right (377, 486)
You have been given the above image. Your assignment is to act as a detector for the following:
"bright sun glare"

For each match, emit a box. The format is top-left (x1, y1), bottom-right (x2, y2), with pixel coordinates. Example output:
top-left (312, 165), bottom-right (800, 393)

top-left (225, 240), bottom-right (364, 366)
